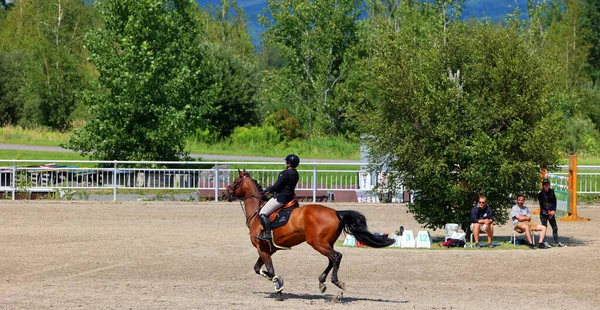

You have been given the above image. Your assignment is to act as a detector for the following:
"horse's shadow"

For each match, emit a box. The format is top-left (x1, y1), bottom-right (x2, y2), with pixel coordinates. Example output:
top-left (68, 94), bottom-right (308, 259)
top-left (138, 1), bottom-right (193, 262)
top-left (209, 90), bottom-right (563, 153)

top-left (255, 291), bottom-right (409, 304)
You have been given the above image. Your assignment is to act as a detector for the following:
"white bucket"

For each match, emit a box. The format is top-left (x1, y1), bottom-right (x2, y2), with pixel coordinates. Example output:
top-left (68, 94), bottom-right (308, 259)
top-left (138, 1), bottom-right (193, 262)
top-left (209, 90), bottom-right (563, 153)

top-left (445, 223), bottom-right (459, 235)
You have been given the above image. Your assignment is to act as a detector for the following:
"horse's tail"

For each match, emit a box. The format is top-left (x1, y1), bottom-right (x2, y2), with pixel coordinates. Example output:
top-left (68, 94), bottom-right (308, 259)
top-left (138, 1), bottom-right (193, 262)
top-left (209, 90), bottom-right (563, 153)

top-left (336, 210), bottom-right (394, 248)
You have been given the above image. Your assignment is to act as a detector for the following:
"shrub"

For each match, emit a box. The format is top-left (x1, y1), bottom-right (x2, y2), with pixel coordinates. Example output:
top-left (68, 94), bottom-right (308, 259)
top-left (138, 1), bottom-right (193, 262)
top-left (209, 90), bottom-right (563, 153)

top-left (230, 126), bottom-right (281, 146)
top-left (264, 109), bottom-right (305, 141)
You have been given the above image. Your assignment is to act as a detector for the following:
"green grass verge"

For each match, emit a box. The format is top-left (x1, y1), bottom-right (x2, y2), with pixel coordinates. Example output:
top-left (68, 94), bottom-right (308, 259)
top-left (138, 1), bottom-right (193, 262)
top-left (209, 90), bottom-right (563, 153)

top-left (0, 126), bottom-right (71, 146)
top-left (0, 150), bottom-right (91, 163)
top-left (186, 138), bottom-right (359, 160)
top-left (1, 126), bottom-right (360, 160)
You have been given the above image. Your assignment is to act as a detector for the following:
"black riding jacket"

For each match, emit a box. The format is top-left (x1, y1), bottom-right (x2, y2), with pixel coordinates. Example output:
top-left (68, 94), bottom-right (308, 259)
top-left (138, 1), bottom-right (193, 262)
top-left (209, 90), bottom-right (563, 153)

top-left (538, 188), bottom-right (557, 215)
top-left (266, 167), bottom-right (299, 204)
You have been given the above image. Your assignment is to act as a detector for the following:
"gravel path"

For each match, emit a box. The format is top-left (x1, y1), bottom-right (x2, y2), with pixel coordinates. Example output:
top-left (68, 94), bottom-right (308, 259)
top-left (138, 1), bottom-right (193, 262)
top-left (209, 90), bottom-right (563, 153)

top-left (0, 201), bottom-right (598, 309)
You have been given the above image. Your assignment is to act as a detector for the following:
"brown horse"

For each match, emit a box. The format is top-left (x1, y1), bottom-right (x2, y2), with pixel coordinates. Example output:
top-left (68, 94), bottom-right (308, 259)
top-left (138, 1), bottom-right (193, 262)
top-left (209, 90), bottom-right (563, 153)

top-left (225, 169), bottom-right (394, 297)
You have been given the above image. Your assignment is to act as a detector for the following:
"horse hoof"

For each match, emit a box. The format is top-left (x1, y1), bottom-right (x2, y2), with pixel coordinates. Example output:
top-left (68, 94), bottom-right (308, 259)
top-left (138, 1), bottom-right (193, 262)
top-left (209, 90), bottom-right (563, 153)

top-left (273, 276), bottom-right (284, 292)
top-left (275, 291), bottom-right (284, 301)
top-left (332, 280), bottom-right (346, 290)
top-left (319, 282), bottom-right (327, 293)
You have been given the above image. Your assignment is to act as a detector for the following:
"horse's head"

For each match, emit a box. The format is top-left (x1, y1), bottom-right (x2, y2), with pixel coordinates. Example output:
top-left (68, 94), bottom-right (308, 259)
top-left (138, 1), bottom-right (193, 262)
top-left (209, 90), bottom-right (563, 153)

top-left (225, 169), bottom-right (250, 202)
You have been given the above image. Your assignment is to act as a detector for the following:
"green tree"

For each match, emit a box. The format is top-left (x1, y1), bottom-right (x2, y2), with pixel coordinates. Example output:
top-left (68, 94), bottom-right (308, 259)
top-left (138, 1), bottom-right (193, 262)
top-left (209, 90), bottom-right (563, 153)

top-left (361, 15), bottom-right (562, 231)
top-left (202, 0), bottom-right (255, 61)
top-left (0, 0), bottom-right (94, 129)
top-left (64, 0), bottom-right (213, 161)
top-left (583, 0), bottom-right (600, 83)
top-left (197, 0), bottom-right (260, 139)
top-left (541, 0), bottom-right (600, 154)
top-left (0, 51), bottom-right (26, 125)
top-left (260, 0), bottom-right (362, 135)
top-left (201, 43), bottom-right (260, 139)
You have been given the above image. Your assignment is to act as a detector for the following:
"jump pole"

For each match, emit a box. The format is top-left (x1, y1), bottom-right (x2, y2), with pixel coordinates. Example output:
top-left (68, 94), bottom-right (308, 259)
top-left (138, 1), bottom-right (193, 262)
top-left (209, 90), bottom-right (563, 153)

top-left (560, 155), bottom-right (588, 222)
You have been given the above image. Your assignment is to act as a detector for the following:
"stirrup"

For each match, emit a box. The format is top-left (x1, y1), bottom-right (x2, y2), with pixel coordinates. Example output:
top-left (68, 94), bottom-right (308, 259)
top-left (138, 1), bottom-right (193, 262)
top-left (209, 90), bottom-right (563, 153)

top-left (257, 232), bottom-right (272, 242)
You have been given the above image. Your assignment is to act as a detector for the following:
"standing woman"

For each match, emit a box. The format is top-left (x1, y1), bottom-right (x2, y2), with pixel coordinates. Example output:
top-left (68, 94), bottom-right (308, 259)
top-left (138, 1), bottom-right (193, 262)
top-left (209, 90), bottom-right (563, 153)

top-left (538, 179), bottom-right (566, 247)
top-left (257, 154), bottom-right (300, 241)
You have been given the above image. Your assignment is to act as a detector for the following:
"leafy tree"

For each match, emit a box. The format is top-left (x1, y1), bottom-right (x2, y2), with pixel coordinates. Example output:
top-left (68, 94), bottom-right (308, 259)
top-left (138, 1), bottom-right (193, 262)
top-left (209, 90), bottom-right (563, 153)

top-left (361, 13), bottom-right (562, 231)
top-left (201, 43), bottom-right (260, 139)
top-left (64, 0), bottom-right (213, 161)
top-left (540, 0), bottom-right (600, 154)
top-left (0, 51), bottom-right (27, 125)
top-left (260, 0), bottom-right (362, 135)
top-left (583, 0), bottom-right (600, 83)
top-left (0, 0), bottom-right (94, 129)
top-left (201, 0), bottom-right (255, 61)
top-left (196, 0), bottom-right (260, 139)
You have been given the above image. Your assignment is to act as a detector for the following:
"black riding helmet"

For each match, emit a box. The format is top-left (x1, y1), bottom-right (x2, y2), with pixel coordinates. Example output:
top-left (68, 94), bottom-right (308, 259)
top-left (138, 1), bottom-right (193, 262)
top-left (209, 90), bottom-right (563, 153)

top-left (285, 154), bottom-right (300, 168)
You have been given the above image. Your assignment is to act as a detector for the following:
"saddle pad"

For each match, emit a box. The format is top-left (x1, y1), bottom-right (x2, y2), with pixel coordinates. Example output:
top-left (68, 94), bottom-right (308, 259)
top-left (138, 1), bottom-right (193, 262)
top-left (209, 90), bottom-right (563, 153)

top-left (271, 204), bottom-right (299, 230)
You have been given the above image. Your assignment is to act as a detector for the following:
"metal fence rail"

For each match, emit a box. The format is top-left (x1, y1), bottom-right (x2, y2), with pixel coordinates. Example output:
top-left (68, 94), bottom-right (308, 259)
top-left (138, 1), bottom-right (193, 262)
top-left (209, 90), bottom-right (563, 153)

top-left (0, 160), bottom-right (369, 201)
top-left (8, 160), bottom-right (600, 202)
top-left (547, 171), bottom-right (600, 195)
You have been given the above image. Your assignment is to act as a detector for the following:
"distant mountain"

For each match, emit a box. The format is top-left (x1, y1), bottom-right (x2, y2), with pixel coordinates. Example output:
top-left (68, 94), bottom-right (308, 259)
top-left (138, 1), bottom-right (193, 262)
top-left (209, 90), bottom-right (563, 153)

top-left (195, 0), bottom-right (532, 47)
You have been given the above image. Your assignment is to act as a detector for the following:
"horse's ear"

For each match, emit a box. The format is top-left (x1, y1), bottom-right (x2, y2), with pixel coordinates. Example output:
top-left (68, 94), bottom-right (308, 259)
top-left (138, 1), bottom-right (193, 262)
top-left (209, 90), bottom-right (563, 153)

top-left (243, 169), bottom-right (247, 175)
top-left (238, 169), bottom-right (242, 177)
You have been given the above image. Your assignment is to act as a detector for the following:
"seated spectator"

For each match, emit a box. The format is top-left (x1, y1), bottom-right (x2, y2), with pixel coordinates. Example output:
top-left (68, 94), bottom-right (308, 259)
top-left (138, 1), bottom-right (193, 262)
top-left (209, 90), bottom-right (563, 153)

top-left (512, 194), bottom-right (548, 249)
top-left (470, 194), bottom-right (494, 247)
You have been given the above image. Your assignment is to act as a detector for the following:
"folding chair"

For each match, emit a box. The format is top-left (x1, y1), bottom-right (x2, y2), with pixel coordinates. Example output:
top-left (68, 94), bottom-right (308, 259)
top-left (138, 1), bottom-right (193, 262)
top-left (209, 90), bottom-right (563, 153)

top-left (469, 230), bottom-right (488, 248)
top-left (511, 229), bottom-right (537, 247)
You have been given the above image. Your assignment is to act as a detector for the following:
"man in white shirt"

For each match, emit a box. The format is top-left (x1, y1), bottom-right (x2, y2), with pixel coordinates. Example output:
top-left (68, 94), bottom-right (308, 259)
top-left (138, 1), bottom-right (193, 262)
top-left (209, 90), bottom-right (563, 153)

top-left (511, 194), bottom-right (548, 249)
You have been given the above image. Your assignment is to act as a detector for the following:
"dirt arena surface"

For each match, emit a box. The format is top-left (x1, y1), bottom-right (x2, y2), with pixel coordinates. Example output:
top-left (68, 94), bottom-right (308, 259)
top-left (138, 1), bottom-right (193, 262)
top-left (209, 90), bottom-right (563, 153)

top-left (1, 201), bottom-right (599, 309)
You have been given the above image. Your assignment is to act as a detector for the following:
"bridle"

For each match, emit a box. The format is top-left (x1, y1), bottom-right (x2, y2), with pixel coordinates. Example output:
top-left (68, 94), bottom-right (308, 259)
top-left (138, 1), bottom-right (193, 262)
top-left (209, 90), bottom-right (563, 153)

top-left (226, 174), bottom-right (262, 228)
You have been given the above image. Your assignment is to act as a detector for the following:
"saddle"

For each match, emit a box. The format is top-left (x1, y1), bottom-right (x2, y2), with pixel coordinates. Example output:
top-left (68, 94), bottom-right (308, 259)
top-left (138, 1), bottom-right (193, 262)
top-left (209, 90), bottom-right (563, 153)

top-left (268, 199), bottom-right (299, 230)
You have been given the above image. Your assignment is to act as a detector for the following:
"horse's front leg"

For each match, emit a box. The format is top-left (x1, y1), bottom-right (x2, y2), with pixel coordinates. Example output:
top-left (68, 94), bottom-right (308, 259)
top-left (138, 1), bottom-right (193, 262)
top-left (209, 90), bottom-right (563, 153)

top-left (254, 257), bottom-right (275, 281)
top-left (257, 249), bottom-right (284, 293)
top-left (254, 257), bottom-right (266, 277)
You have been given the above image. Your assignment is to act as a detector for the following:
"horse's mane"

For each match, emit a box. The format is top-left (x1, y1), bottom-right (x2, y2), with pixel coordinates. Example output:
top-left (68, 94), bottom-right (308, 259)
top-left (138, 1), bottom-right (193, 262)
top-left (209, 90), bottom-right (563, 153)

top-left (252, 178), bottom-right (264, 192)
top-left (242, 171), bottom-right (264, 192)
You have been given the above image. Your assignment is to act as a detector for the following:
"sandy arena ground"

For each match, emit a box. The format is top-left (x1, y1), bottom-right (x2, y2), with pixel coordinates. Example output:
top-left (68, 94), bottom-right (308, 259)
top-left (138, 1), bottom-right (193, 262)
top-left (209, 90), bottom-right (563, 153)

top-left (0, 201), bottom-right (599, 309)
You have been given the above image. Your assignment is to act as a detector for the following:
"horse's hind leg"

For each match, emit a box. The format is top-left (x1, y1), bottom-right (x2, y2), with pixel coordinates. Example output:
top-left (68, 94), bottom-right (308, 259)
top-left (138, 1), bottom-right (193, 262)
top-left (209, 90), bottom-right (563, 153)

top-left (318, 260), bottom-right (333, 293)
top-left (330, 250), bottom-right (345, 290)
top-left (310, 243), bottom-right (345, 292)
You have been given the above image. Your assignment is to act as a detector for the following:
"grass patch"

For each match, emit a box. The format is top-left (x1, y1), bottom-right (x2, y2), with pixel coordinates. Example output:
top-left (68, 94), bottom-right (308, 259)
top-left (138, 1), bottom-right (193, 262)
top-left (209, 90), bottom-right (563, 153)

top-left (0, 125), bottom-right (70, 146)
top-left (1, 125), bottom-right (360, 160)
top-left (186, 136), bottom-right (359, 160)
top-left (0, 150), bottom-right (91, 164)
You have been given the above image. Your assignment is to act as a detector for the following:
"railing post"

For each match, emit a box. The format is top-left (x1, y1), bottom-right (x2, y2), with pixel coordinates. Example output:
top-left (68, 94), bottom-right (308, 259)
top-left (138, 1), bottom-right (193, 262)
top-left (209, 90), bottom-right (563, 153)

top-left (11, 159), bottom-right (16, 200)
top-left (113, 160), bottom-right (117, 201)
top-left (313, 164), bottom-right (317, 203)
top-left (214, 166), bottom-right (219, 202)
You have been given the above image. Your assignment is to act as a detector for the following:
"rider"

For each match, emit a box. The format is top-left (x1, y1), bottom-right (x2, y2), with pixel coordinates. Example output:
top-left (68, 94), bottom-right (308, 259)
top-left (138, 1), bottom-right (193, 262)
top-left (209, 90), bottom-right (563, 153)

top-left (257, 154), bottom-right (300, 242)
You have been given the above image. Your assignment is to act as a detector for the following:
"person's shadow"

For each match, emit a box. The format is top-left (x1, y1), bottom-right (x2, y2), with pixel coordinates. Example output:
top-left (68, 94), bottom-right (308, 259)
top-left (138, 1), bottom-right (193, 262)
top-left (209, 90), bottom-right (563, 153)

top-left (257, 291), bottom-right (409, 304)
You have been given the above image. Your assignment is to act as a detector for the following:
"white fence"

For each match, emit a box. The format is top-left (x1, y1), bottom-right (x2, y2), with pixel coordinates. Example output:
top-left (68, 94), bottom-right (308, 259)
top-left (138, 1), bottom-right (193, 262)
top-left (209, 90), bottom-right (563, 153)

top-left (0, 159), bottom-right (384, 201)
top-left (552, 165), bottom-right (600, 195)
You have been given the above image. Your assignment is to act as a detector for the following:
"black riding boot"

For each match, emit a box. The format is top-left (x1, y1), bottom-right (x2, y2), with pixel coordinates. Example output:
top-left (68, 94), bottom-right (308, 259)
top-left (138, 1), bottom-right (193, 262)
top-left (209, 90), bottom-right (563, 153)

top-left (257, 214), bottom-right (272, 242)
